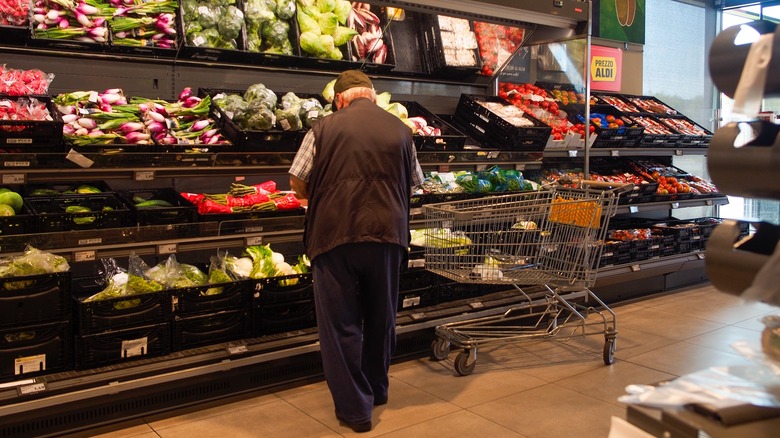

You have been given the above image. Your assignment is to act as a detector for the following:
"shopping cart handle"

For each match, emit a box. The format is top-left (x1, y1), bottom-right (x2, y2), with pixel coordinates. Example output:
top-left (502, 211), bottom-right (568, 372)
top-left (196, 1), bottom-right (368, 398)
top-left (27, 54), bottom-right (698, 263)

top-left (556, 178), bottom-right (635, 194)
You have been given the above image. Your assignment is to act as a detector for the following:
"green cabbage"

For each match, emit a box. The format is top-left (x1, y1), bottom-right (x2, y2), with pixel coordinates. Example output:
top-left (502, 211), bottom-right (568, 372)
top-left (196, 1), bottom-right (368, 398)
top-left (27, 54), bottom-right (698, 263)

top-left (333, 0), bottom-right (351, 25)
top-left (297, 9), bottom-right (320, 34)
top-left (332, 26), bottom-right (357, 46)
top-left (196, 4), bottom-right (220, 29)
top-left (280, 92), bottom-right (302, 111)
top-left (316, 0), bottom-right (335, 13)
top-left (300, 31), bottom-right (326, 56)
top-left (317, 11), bottom-right (338, 35)
top-left (322, 79), bottom-right (336, 102)
top-left (243, 102), bottom-right (276, 130)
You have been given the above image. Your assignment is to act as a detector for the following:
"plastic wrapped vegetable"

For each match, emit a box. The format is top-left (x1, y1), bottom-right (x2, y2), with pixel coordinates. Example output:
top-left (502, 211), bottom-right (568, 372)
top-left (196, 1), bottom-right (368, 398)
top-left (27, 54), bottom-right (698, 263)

top-left (280, 92), bottom-right (302, 111)
top-left (245, 0), bottom-right (275, 25)
top-left (262, 19), bottom-right (291, 48)
top-left (275, 107), bottom-right (303, 131)
top-left (244, 83), bottom-right (277, 108)
top-left (218, 5), bottom-right (245, 41)
top-left (299, 98), bottom-right (324, 128)
top-left (276, 0), bottom-right (296, 20)
top-left (197, 4), bottom-right (220, 29)
top-left (205, 253), bottom-right (234, 296)
top-left (242, 101), bottom-right (276, 130)
top-left (0, 246), bottom-right (70, 290)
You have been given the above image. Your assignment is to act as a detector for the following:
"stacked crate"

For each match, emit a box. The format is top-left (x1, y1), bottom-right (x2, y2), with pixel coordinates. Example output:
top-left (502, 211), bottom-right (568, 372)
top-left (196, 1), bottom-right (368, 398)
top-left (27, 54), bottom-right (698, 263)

top-left (73, 277), bottom-right (171, 370)
top-left (249, 274), bottom-right (316, 337)
top-left (0, 272), bottom-right (73, 381)
top-left (170, 276), bottom-right (250, 352)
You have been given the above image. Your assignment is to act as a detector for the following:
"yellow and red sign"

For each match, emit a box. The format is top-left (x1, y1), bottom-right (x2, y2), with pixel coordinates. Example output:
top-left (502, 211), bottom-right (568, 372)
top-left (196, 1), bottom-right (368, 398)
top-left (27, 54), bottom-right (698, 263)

top-left (590, 45), bottom-right (622, 92)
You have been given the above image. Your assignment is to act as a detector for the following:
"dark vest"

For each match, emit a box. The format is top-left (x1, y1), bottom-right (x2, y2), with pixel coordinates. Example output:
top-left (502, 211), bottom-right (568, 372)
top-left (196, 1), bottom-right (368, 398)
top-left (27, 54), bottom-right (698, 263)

top-left (305, 97), bottom-right (414, 260)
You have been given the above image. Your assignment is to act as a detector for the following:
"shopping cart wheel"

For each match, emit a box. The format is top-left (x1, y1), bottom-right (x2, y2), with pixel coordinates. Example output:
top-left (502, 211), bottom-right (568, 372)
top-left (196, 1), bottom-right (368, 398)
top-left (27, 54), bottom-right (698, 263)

top-left (430, 337), bottom-right (450, 361)
top-left (603, 338), bottom-right (616, 365)
top-left (454, 350), bottom-right (476, 376)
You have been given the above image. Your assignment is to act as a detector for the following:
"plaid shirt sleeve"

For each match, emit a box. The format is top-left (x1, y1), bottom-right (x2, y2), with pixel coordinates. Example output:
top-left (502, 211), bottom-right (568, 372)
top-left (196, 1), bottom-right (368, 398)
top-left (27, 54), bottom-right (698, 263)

top-left (410, 144), bottom-right (425, 188)
top-left (289, 130), bottom-right (316, 182)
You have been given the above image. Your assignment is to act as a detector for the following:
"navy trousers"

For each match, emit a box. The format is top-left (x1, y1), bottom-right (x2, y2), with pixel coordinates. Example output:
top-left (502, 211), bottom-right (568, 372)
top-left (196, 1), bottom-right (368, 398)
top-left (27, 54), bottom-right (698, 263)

top-left (312, 242), bottom-right (403, 424)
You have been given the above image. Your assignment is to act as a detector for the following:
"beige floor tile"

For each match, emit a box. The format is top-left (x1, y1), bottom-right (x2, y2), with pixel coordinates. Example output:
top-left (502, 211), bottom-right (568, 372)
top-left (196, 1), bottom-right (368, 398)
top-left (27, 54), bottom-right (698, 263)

top-left (734, 311), bottom-right (780, 331)
top-left (556, 361), bottom-right (676, 407)
top-left (377, 410), bottom-right (529, 438)
top-left (647, 290), bottom-right (776, 325)
top-left (617, 307), bottom-right (726, 341)
top-left (282, 378), bottom-right (461, 436)
top-left (389, 358), bottom-right (547, 408)
top-left (685, 325), bottom-right (763, 355)
top-left (626, 341), bottom-right (755, 376)
top-left (58, 419), bottom-right (154, 438)
top-left (610, 325), bottom-right (680, 360)
top-left (274, 377), bottom-right (330, 401)
top-left (469, 383), bottom-right (625, 438)
top-left (479, 337), bottom-right (608, 382)
top-left (153, 399), bottom-right (340, 438)
top-left (145, 390), bottom-right (280, 429)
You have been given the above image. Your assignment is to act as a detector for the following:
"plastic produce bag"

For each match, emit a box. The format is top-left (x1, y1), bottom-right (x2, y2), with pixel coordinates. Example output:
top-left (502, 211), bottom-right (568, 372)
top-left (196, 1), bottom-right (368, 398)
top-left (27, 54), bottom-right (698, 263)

top-left (0, 246), bottom-right (70, 279)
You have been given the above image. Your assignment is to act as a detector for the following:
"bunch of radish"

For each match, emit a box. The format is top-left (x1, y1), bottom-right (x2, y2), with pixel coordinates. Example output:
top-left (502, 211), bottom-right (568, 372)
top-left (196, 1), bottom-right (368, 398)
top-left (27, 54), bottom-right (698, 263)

top-left (32, 0), bottom-right (114, 43)
top-left (109, 0), bottom-right (178, 49)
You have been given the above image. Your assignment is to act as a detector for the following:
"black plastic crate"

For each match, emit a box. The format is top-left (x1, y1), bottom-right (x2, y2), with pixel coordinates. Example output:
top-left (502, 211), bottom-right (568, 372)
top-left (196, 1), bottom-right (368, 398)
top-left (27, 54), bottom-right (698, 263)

top-left (0, 95), bottom-right (64, 152)
top-left (437, 282), bottom-right (507, 304)
top-left (201, 88), bottom-right (326, 152)
top-left (170, 279), bottom-right (249, 316)
top-left (0, 272), bottom-right (71, 328)
top-left (0, 202), bottom-right (34, 235)
top-left (118, 187), bottom-right (199, 226)
top-left (27, 193), bottom-right (132, 232)
top-left (0, 24), bottom-right (29, 45)
top-left (584, 105), bottom-right (644, 148)
top-left (28, 29), bottom-right (109, 53)
top-left (454, 94), bottom-right (551, 151)
top-left (24, 181), bottom-right (114, 197)
top-left (399, 285), bottom-right (438, 311)
top-left (397, 101), bottom-right (467, 151)
top-left (345, 5), bottom-right (397, 73)
top-left (655, 115), bottom-right (712, 147)
top-left (250, 273), bottom-right (315, 336)
top-left (76, 322), bottom-right (170, 370)
top-left (418, 14), bottom-right (482, 77)
top-left (172, 309), bottom-right (248, 351)
top-left (177, 5), bottom-right (247, 63)
top-left (0, 321), bottom-right (72, 382)
top-left (74, 280), bottom-right (170, 335)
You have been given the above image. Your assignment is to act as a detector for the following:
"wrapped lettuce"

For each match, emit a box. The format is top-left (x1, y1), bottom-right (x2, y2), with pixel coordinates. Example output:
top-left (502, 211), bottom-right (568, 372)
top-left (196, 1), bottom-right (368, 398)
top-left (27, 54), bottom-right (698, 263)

top-left (299, 98), bottom-right (324, 128)
top-left (217, 5), bottom-right (245, 41)
top-left (262, 19), bottom-right (290, 47)
top-left (242, 101), bottom-right (276, 130)
top-left (276, 0), bottom-right (296, 19)
top-left (275, 107), bottom-right (303, 131)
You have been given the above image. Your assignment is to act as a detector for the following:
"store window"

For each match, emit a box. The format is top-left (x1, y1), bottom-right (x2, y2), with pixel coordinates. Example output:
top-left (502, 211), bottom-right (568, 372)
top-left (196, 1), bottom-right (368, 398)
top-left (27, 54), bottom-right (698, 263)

top-left (717, 2), bottom-right (780, 223)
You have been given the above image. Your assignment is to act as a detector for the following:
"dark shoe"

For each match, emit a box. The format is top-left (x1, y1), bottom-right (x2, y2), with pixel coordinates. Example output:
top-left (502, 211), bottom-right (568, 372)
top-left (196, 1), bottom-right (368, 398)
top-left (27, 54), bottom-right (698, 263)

top-left (336, 413), bottom-right (372, 433)
top-left (373, 395), bottom-right (387, 406)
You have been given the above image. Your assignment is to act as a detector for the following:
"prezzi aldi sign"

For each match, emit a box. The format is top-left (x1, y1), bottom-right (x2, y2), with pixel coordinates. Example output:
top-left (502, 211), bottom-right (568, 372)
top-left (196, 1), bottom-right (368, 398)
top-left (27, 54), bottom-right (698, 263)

top-left (590, 45), bottom-right (622, 92)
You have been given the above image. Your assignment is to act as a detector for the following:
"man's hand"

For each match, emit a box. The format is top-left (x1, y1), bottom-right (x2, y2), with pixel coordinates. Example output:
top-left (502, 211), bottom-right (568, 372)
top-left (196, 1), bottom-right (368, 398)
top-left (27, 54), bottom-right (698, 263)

top-left (290, 175), bottom-right (309, 200)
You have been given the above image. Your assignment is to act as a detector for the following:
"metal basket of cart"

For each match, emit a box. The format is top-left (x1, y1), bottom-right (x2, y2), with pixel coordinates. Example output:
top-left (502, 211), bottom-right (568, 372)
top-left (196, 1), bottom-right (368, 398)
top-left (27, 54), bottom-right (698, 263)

top-left (421, 179), bottom-right (632, 375)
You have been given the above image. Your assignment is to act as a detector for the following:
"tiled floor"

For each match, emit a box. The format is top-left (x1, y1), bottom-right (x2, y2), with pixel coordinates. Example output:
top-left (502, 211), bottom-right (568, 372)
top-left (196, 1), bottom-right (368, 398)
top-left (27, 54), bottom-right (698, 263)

top-left (62, 283), bottom-right (777, 438)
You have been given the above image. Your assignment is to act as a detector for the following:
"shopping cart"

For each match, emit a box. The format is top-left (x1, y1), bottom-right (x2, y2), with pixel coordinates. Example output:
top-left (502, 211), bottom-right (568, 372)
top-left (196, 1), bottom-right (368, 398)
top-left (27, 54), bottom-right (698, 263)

top-left (422, 180), bottom-right (630, 375)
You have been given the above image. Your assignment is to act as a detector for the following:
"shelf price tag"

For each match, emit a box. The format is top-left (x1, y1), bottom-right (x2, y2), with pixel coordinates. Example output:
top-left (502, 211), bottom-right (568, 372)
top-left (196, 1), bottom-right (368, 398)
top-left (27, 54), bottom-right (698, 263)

top-left (670, 202), bottom-right (680, 209)
top-left (611, 150), bottom-right (620, 157)
top-left (469, 301), bottom-right (484, 309)
top-left (245, 236), bottom-right (263, 246)
top-left (475, 164), bottom-right (487, 172)
top-left (706, 200), bottom-right (714, 206)
top-left (487, 151), bottom-right (500, 159)
top-left (568, 150), bottom-right (578, 157)
top-left (134, 171), bottom-right (155, 181)
top-left (1, 173), bottom-right (25, 184)
top-left (157, 243), bottom-right (177, 255)
top-left (629, 206), bottom-right (639, 214)
top-left (630, 264), bottom-right (641, 272)
top-left (675, 150), bottom-right (684, 156)
top-left (515, 163), bottom-right (525, 171)
top-left (73, 250), bottom-right (96, 262)
top-left (17, 382), bottom-right (47, 396)
top-left (226, 345), bottom-right (248, 355)
top-left (697, 253), bottom-right (706, 260)
top-left (410, 312), bottom-right (425, 320)
top-left (410, 208), bottom-right (423, 216)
